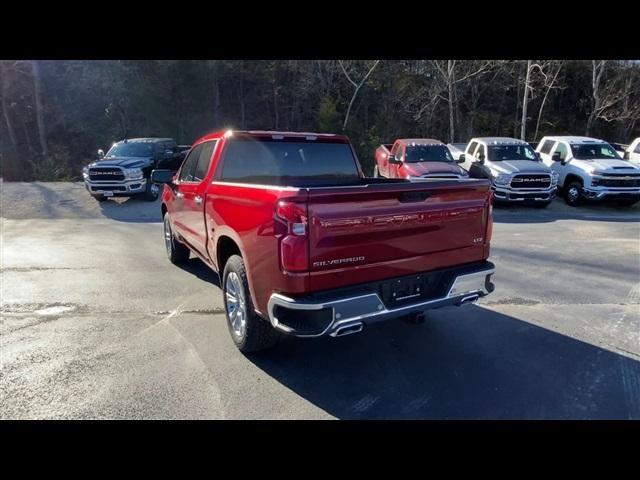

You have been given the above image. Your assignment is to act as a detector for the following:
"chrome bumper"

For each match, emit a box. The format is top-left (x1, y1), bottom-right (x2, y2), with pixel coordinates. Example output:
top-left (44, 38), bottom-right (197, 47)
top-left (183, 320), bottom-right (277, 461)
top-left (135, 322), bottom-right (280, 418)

top-left (267, 266), bottom-right (495, 338)
top-left (582, 187), bottom-right (640, 199)
top-left (492, 185), bottom-right (557, 202)
top-left (84, 178), bottom-right (147, 195)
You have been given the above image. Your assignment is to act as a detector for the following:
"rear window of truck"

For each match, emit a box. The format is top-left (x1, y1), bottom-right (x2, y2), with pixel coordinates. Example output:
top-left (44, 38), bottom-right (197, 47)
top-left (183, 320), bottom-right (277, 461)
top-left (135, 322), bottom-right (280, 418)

top-left (218, 138), bottom-right (360, 186)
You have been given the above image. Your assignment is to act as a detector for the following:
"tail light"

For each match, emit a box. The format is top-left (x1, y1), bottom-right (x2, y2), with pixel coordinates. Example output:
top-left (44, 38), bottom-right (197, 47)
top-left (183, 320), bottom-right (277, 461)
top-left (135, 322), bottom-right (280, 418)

top-left (275, 200), bottom-right (308, 272)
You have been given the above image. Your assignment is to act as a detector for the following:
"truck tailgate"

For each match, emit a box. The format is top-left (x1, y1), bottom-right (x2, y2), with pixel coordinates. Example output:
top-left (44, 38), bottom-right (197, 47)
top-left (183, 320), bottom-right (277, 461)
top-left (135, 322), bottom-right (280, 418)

top-left (306, 179), bottom-right (492, 291)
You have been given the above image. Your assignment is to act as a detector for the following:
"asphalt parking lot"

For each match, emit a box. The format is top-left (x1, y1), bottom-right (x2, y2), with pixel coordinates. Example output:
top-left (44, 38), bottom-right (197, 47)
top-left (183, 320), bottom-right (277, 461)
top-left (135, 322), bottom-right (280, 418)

top-left (1, 181), bottom-right (639, 419)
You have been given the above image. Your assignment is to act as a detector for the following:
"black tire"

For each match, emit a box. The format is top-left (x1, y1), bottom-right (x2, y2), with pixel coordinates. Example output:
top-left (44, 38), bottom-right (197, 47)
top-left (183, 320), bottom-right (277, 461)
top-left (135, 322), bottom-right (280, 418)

top-left (163, 213), bottom-right (190, 264)
top-left (616, 199), bottom-right (640, 207)
top-left (563, 181), bottom-right (583, 207)
top-left (223, 255), bottom-right (280, 353)
top-left (92, 195), bottom-right (108, 202)
top-left (143, 179), bottom-right (160, 201)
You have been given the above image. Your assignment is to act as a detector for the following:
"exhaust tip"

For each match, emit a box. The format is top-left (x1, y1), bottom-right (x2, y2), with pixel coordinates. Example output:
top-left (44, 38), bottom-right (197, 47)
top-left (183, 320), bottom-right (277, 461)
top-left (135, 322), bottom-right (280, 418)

top-left (331, 322), bottom-right (364, 337)
top-left (459, 294), bottom-right (480, 306)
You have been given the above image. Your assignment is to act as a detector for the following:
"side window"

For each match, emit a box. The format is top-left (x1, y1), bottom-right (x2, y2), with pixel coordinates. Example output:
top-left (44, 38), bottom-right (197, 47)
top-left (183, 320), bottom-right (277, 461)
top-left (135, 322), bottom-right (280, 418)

top-left (553, 142), bottom-right (568, 160)
top-left (539, 140), bottom-right (554, 155)
top-left (475, 144), bottom-right (486, 160)
top-left (467, 141), bottom-right (478, 156)
top-left (634, 142), bottom-right (640, 154)
top-left (192, 141), bottom-right (217, 182)
top-left (178, 144), bottom-right (204, 182)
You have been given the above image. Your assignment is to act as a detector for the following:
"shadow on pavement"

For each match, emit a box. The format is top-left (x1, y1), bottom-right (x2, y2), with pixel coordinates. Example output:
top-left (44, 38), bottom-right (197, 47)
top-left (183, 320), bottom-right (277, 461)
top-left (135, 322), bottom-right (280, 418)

top-left (97, 195), bottom-right (163, 223)
top-left (175, 257), bottom-right (221, 287)
top-left (494, 199), bottom-right (640, 224)
top-left (247, 305), bottom-right (640, 419)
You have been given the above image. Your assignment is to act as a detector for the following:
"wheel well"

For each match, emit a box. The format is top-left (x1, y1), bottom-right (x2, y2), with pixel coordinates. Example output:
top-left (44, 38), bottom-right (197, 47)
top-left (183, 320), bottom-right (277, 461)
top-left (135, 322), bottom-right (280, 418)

top-left (217, 236), bottom-right (241, 274)
top-left (563, 174), bottom-right (583, 189)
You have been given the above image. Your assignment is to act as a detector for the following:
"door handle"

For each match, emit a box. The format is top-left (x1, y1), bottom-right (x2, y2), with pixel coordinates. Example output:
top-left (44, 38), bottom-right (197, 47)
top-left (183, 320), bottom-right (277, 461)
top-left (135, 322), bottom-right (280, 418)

top-left (176, 191), bottom-right (184, 199)
top-left (194, 196), bottom-right (203, 204)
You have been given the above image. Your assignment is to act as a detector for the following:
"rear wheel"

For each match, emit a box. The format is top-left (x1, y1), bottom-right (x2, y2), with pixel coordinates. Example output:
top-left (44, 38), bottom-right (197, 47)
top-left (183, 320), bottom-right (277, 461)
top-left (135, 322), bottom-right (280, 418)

top-left (223, 255), bottom-right (280, 353)
top-left (164, 213), bottom-right (190, 264)
top-left (564, 181), bottom-right (583, 207)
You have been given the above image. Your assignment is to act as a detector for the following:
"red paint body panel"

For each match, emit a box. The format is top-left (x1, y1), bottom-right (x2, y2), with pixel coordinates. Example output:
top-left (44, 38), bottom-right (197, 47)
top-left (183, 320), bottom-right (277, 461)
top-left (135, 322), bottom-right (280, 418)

top-left (162, 130), bottom-right (492, 317)
top-left (375, 140), bottom-right (467, 179)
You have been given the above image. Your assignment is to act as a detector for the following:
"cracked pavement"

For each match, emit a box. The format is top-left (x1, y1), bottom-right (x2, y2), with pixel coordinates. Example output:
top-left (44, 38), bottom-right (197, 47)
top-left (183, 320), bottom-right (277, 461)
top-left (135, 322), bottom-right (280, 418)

top-left (1, 182), bottom-right (639, 419)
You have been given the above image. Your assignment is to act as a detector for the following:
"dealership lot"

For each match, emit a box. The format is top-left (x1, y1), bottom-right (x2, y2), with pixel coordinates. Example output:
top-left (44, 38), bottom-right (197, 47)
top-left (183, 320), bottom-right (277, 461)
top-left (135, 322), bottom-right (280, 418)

top-left (1, 182), bottom-right (639, 419)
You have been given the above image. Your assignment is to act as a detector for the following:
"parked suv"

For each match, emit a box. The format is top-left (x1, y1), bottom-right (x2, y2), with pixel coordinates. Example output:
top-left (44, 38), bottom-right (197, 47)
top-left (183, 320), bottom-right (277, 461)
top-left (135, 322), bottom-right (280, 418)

top-left (152, 130), bottom-right (495, 352)
top-left (82, 137), bottom-right (185, 201)
top-left (536, 136), bottom-right (640, 207)
top-left (460, 137), bottom-right (558, 207)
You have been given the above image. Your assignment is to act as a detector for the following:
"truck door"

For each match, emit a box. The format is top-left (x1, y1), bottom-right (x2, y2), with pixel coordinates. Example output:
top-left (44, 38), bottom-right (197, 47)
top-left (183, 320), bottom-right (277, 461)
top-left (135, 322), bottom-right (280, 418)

top-left (548, 141), bottom-right (568, 186)
top-left (172, 143), bottom-right (203, 238)
top-left (385, 142), bottom-right (400, 178)
top-left (177, 140), bottom-right (217, 257)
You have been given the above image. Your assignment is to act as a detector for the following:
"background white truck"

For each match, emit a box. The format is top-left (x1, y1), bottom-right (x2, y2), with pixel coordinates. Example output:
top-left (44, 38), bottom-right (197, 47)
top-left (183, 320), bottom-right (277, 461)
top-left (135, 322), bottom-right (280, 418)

top-left (536, 136), bottom-right (640, 207)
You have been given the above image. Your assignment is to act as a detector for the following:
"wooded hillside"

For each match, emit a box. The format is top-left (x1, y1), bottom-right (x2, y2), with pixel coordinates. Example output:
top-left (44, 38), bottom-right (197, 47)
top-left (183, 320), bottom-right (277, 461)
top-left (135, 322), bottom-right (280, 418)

top-left (1, 60), bottom-right (639, 180)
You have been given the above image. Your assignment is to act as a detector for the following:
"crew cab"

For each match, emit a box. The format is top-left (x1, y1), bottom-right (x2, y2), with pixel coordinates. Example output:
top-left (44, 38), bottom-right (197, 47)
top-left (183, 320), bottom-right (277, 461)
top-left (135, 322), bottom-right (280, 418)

top-left (374, 139), bottom-right (468, 180)
top-left (460, 137), bottom-right (558, 207)
top-left (536, 136), bottom-right (640, 207)
top-left (82, 137), bottom-right (186, 201)
top-left (152, 130), bottom-right (495, 352)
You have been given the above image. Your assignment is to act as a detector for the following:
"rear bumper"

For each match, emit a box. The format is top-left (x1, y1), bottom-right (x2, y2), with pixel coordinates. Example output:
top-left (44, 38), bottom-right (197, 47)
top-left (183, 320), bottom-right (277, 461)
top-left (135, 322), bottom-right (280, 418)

top-left (267, 261), bottom-right (495, 338)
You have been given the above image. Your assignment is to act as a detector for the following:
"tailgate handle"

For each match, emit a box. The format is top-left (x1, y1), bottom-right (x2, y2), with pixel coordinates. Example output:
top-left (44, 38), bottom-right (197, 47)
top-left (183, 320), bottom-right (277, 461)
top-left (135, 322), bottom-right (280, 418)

top-left (399, 191), bottom-right (429, 203)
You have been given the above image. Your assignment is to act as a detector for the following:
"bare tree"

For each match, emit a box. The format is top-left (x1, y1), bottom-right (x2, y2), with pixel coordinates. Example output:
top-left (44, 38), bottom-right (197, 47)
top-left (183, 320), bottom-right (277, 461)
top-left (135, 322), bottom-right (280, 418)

top-left (533, 61), bottom-right (564, 141)
top-left (432, 60), bottom-right (493, 143)
top-left (30, 60), bottom-right (48, 159)
top-left (586, 60), bottom-right (608, 136)
top-left (0, 61), bottom-right (19, 152)
top-left (338, 60), bottom-right (380, 130)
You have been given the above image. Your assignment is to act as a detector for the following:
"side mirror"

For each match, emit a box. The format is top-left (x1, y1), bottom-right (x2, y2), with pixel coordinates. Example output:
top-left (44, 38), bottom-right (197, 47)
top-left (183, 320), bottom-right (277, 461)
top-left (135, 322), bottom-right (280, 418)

top-left (388, 154), bottom-right (402, 165)
top-left (624, 151), bottom-right (630, 160)
top-left (477, 154), bottom-right (485, 164)
top-left (97, 149), bottom-right (105, 160)
top-left (457, 153), bottom-right (466, 164)
top-left (151, 169), bottom-right (174, 184)
top-left (552, 152), bottom-right (562, 162)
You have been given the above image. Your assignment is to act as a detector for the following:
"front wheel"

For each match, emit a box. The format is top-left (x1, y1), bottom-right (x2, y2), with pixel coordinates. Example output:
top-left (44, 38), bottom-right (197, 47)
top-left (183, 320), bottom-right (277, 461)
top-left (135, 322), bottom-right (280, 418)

top-left (143, 180), bottom-right (160, 201)
top-left (564, 182), bottom-right (583, 207)
top-left (223, 255), bottom-right (280, 353)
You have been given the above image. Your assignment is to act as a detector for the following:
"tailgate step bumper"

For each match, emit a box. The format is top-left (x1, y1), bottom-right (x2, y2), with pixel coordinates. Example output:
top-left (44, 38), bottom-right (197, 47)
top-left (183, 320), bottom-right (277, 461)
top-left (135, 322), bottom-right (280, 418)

top-left (267, 261), bottom-right (495, 337)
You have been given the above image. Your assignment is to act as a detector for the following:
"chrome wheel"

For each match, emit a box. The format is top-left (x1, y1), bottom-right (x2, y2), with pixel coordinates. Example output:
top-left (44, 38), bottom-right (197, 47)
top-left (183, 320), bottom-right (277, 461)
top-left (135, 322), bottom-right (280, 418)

top-left (225, 272), bottom-right (247, 339)
top-left (164, 216), bottom-right (173, 256)
top-left (567, 186), bottom-right (580, 203)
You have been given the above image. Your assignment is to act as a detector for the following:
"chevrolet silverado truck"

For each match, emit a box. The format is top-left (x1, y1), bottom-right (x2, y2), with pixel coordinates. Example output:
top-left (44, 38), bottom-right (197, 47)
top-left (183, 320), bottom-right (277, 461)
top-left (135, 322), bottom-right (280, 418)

top-left (82, 137), bottom-right (186, 201)
top-left (460, 137), bottom-right (558, 207)
top-left (151, 130), bottom-right (495, 352)
top-left (618, 138), bottom-right (640, 165)
top-left (374, 139), bottom-right (468, 180)
top-left (536, 135), bottom-right (640, 206)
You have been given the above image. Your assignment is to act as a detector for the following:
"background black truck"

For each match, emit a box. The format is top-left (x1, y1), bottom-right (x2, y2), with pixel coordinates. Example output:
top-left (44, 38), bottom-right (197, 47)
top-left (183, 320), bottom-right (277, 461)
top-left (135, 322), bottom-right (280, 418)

top-left (82, 138), bottom-right (189, 201)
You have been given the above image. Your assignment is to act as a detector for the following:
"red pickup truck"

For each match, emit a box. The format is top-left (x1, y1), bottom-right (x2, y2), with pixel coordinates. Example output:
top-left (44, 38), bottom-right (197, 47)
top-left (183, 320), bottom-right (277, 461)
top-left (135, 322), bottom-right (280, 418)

top-left (151, 130), bottom-right (495, 352)
top-left (374, 138), bottom-right (468, 180)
